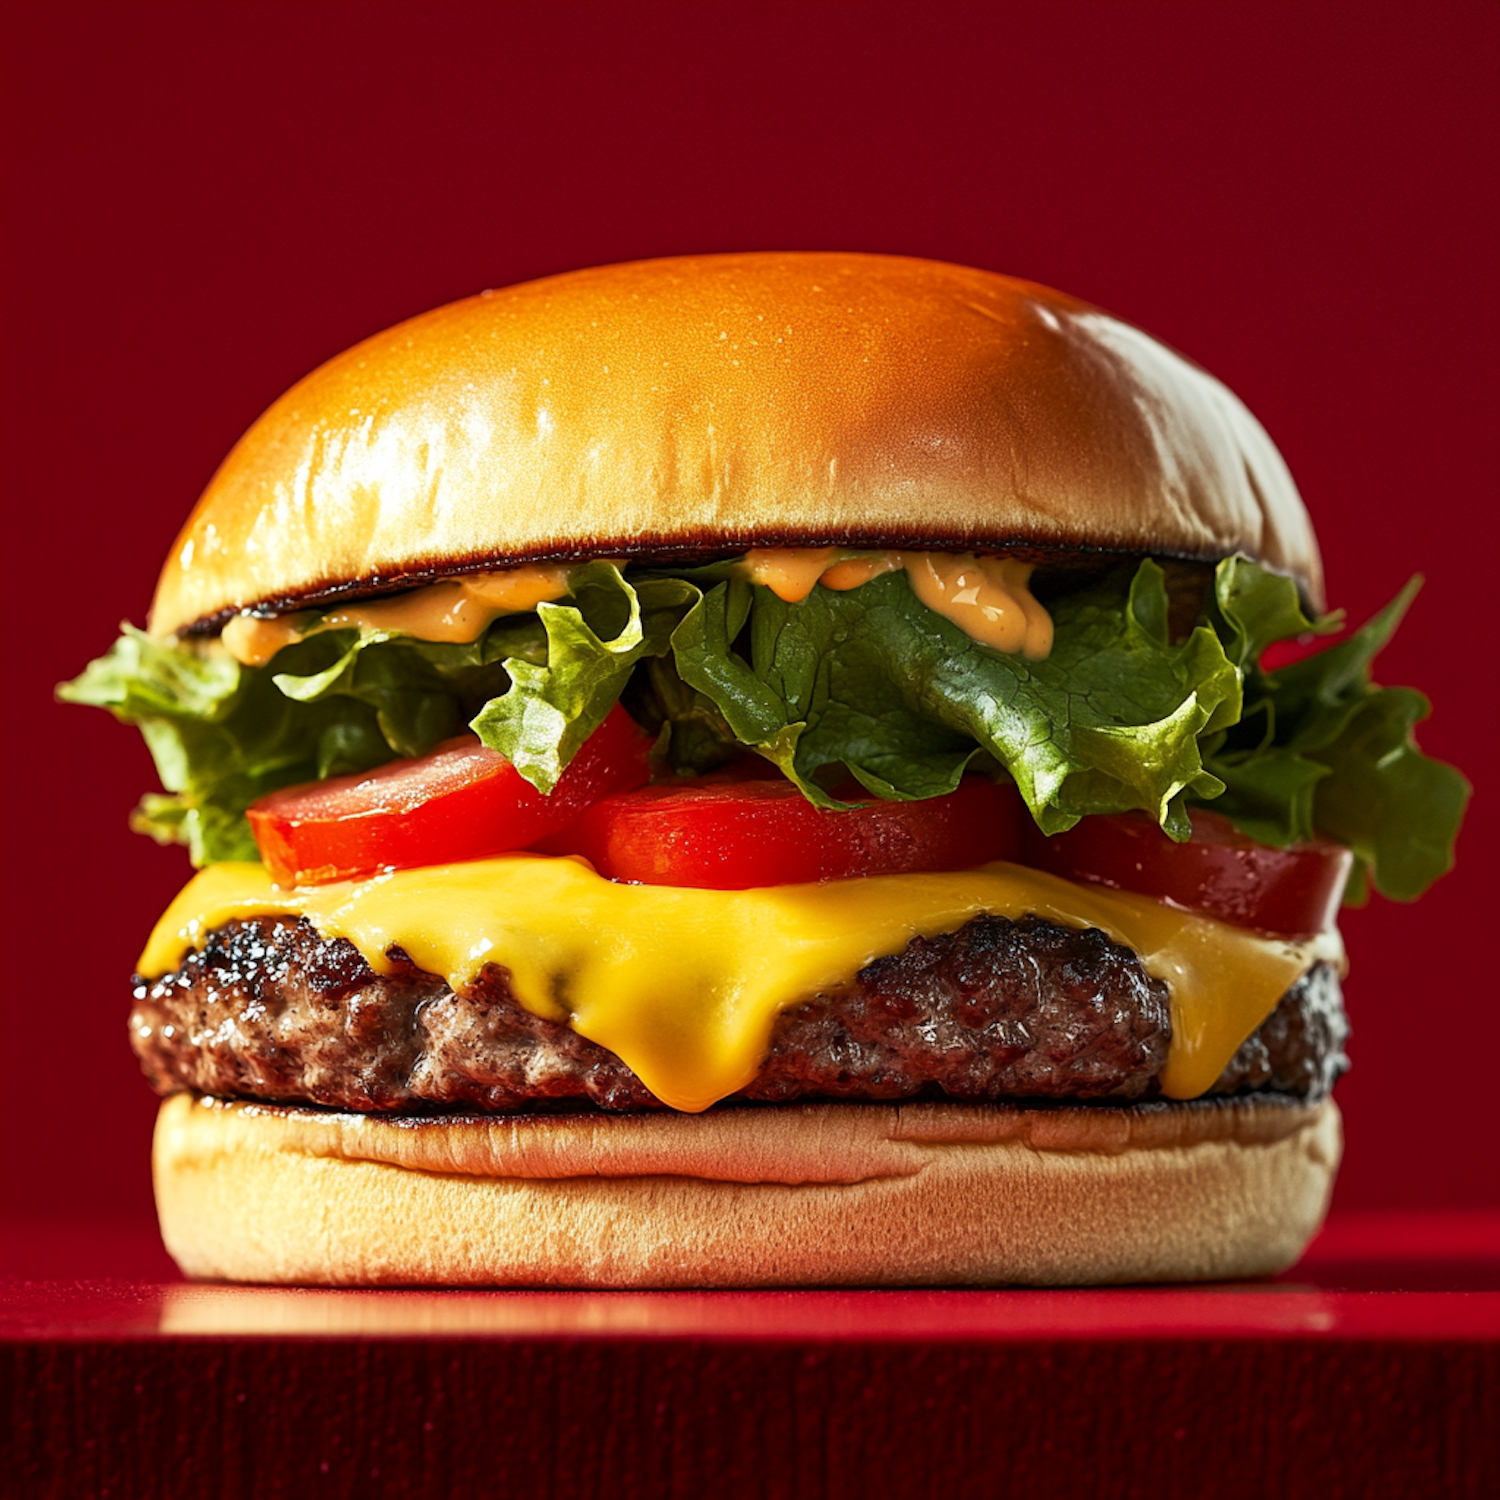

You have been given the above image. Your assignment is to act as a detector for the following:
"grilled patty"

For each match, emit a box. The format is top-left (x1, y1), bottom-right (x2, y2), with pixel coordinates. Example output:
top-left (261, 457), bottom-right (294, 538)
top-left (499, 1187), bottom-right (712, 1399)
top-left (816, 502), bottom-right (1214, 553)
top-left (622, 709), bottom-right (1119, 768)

top-left (131, 914), bottom-right (1347, 1112)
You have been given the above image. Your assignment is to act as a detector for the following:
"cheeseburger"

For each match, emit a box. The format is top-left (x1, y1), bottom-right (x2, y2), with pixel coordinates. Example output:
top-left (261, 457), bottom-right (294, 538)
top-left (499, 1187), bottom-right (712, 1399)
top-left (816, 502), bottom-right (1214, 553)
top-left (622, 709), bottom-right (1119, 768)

top-left (63, 253), bottom-right (1467, 1287)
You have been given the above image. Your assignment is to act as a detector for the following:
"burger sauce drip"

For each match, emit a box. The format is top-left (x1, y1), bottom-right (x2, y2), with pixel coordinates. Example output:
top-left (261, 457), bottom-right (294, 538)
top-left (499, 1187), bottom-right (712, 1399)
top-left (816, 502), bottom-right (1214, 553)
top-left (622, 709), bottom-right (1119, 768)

top-left (220, 565), bottom-right (577, 667)
top-left (741, 549), bottom-right (1054, 659)
top-left (219, 552), bottom-right (1053, 666)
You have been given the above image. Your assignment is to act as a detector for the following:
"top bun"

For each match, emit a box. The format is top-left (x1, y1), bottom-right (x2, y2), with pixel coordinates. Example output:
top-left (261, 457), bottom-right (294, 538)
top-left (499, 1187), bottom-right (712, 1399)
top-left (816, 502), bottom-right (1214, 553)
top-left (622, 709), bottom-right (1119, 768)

top-left (150, 253), bottom-right (1322, 636)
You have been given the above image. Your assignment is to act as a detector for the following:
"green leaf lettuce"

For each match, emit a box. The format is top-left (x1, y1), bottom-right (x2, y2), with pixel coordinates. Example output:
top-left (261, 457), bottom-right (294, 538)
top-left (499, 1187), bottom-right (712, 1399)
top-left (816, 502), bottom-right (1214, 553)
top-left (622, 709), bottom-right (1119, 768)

top-left (59, 554), bottom-right (1468, 901)
top-left (1203, 566), bottom-right (1469, 900)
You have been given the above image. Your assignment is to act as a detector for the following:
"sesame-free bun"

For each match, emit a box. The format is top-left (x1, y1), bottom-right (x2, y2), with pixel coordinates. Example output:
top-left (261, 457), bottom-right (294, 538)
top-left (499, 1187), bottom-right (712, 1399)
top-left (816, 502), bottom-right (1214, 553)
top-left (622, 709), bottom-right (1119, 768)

top-left (149, 253), bottom-right (1322, 636)
top-left (153, 1092), bottom-right (1340, 1287)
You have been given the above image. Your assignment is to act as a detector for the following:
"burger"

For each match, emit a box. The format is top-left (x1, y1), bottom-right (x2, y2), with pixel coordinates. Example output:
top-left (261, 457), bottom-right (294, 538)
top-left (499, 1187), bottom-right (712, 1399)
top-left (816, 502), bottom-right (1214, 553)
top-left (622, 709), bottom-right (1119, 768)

top-left (62, 253), bottom-right (1468, 1287)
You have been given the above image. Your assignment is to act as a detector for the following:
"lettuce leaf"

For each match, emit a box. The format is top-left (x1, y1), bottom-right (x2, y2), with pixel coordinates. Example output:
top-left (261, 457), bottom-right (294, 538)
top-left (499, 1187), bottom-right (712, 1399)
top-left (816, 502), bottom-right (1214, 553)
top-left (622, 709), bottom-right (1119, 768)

top-left (1201, 565), bottom-right (1469, 900)
top-left (58, 616), bottom-right (546, 863)
top-left (59, 554), bottom-right (1468, 902)
top-left (672, 561), bottom-right (1242, 837)
top-left (61, 626), bottom-right (379, 863)
top-left (469, 562), bottom-right (699, 793)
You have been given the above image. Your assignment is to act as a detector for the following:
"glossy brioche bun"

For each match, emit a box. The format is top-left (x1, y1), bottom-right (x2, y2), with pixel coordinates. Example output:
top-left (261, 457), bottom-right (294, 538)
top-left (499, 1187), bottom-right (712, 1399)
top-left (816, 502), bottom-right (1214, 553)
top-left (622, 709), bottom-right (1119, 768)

top-left (153, 1092), bottom-right (1340, 1287)
top-left (149, 253), bottom-right (1322, 637)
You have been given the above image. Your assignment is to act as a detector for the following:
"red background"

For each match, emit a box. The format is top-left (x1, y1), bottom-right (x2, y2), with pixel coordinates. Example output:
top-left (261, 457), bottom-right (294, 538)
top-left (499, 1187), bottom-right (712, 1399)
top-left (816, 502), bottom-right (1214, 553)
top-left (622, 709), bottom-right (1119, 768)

top-left (2, 0), bottom-right (1495, 1224)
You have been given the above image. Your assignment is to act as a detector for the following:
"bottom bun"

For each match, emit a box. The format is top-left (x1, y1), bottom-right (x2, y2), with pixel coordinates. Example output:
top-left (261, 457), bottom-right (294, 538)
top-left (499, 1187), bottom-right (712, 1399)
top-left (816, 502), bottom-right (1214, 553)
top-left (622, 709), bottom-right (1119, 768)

top-left (153, 1092), bottom-right (1341, 1287)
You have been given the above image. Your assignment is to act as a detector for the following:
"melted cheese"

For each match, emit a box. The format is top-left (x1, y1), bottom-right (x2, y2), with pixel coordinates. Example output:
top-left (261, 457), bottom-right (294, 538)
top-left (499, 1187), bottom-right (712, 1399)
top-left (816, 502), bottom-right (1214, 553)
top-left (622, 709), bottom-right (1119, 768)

top-left (221, 564), bottom-right (578, 667)
top-left (139, 859), bottom-right (1341, 1112)
top-left (741, 549), bottom-right (1053, 658)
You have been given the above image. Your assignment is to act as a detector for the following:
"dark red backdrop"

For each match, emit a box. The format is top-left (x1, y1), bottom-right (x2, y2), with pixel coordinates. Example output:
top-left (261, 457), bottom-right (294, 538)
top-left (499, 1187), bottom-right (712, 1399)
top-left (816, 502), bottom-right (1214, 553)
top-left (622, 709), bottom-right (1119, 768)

top-left (2, 1), bottom-right (1495, 1222)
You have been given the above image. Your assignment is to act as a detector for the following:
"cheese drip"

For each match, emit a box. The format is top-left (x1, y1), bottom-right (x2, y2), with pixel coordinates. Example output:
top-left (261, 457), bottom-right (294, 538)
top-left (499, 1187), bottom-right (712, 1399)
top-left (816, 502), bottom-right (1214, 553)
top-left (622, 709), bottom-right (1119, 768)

top-left (741, 549), bottom-right (1053, 658)
top-left (139, 859), bottom-right (1341, 1112)
top-left (220, 564), bottom-right (578, 667)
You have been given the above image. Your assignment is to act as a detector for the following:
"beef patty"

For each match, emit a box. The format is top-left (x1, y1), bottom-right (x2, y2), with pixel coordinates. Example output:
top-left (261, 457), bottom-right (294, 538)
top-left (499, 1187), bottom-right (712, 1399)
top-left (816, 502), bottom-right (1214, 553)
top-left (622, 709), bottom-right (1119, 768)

top-left (131, 914), bottom-right (1347, 1113)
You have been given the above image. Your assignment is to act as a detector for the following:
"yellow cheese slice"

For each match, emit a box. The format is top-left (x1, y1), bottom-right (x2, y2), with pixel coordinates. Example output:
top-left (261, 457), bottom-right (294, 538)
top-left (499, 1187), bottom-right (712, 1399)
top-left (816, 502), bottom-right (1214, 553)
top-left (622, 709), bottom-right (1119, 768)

top-left (138, 858), bottom-right (1342, 1112)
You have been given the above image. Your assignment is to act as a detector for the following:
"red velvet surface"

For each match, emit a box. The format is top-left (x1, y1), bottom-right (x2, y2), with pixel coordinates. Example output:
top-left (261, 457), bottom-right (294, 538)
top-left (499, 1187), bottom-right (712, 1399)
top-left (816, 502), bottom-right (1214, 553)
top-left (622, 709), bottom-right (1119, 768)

top-left (1, 1), bottom-right (1496, 1238)
top-left (13, 1332), bottom-right (1493, 1500)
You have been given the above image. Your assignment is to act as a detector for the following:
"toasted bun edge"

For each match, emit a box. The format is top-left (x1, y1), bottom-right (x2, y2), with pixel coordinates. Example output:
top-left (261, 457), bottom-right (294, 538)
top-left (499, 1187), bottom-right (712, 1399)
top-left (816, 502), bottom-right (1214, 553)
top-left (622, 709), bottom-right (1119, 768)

top-left (153, 1093), bottom-right (1342, 1287)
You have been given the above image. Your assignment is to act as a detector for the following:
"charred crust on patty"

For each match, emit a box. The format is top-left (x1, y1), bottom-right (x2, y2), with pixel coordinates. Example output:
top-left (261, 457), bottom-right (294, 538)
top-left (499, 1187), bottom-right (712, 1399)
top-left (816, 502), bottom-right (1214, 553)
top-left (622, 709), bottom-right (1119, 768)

top-left (131, 914), bottom-right (1347, 1114)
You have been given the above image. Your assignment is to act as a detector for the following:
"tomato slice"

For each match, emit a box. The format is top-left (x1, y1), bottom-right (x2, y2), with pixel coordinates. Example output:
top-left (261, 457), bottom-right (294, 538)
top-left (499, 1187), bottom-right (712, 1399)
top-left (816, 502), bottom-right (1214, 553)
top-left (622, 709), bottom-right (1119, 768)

top-left (1021, 807), bottom-right (1353, 938)
top-left (538, 775), bottom-right (1023, 888)
top-left (247, 704), bottom-right (651, 887)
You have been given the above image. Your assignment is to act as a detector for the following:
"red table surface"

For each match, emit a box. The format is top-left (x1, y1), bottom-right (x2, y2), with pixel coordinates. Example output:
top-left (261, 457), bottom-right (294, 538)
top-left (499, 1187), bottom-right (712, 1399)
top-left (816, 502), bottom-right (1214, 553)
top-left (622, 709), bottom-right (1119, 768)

top-left (4, 1212), bottom-right (1497, 1499)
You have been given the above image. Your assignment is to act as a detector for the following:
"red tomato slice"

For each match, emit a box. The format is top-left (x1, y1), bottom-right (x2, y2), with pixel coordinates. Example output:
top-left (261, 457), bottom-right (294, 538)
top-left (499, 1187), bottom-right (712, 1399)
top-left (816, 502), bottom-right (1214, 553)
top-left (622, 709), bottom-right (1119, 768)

top-left (538, 775), bottom-right (1023, 888)
top-left (247, 704), bottom-right (651, 887)
top-left (1021, 807), bottom-right (1352, 938)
